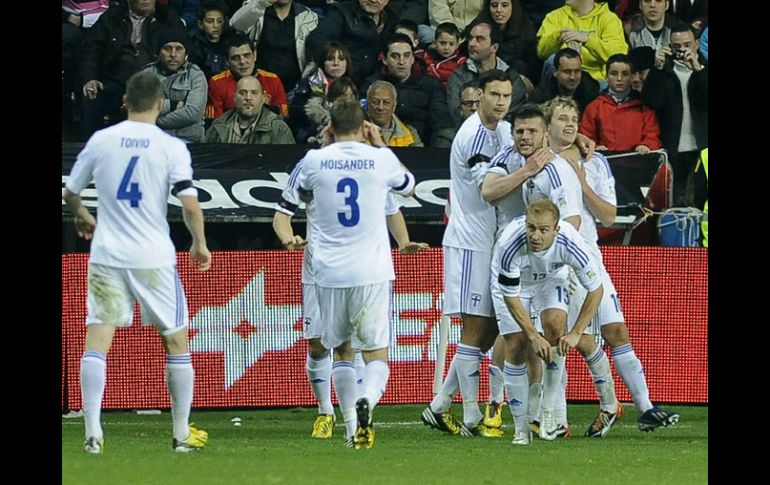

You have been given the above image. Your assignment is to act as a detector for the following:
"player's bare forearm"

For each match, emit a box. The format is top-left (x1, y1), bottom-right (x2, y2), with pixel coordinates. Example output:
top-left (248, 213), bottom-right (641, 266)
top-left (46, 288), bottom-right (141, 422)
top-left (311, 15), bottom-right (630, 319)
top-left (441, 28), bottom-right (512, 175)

top-left (572, 285), bottom-right (604, 336)
top-left (273, 211), bottom-right (306, 249)
top-left (62, 189), bottom-right (96, 239)
top-left (583, 187), bottom-right (617, 226)
top-left (387, 211), bottom-right (428, 254)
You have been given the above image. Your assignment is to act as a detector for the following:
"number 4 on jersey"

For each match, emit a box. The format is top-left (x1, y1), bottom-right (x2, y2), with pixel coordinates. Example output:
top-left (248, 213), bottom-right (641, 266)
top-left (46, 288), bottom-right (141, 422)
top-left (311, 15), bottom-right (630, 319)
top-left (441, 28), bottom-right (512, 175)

top-left (117, 156), bottom-right (143, 207)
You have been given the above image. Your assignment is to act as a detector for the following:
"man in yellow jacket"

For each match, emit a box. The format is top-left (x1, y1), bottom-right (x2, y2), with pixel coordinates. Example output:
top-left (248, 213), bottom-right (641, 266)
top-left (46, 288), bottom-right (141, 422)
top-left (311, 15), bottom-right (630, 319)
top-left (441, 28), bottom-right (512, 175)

top-left (537, 1), bottom-right (627, 82)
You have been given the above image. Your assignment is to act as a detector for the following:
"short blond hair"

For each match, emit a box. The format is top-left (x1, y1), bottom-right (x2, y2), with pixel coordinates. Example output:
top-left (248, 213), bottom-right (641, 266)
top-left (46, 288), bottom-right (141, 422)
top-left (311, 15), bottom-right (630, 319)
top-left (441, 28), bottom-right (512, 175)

top-left (526, 199), bottom-right (560, 225)
top-left (540, 96), bottom-right (580, 124)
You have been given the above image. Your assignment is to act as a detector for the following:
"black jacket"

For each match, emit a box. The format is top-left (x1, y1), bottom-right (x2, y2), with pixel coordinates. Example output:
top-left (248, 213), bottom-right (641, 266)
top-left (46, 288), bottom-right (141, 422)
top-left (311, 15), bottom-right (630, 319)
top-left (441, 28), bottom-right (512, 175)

top-left (528, 72), bottom-right (600, 114)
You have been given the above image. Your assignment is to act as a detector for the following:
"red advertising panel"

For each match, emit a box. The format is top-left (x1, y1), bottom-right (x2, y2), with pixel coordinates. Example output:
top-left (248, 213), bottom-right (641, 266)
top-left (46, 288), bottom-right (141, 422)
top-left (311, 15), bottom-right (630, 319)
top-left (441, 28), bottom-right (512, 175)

top-left (62, 247), bottom-right (707, 409)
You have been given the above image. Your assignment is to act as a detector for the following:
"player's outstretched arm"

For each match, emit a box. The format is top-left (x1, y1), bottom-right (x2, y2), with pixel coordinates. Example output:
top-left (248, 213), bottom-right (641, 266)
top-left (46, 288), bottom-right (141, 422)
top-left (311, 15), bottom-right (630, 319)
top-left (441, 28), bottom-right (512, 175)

top-left (62, 188), bottom-right (97, 240)
top-left (386, 211), bottom-right (429, 254)
top-left (272, 211), bottom-right (307, 250)
top-left (180, 195), bottom-right (211, 272)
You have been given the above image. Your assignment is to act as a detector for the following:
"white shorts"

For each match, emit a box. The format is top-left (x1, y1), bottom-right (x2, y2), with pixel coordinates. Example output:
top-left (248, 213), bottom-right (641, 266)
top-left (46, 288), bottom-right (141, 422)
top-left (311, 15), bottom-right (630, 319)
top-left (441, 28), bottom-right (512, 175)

top-left (86, 263), bottom-right (189, 336)
top-left (317, 282), bottom-right (392, 351)
top-left (302, 283), bottom-right (323, 339)
top-left (568, 267), bottom-right (625, 333)
top-left (443, 246), bottom-right (493, 317)
top-left (492, 267), bottom-right (570, 335)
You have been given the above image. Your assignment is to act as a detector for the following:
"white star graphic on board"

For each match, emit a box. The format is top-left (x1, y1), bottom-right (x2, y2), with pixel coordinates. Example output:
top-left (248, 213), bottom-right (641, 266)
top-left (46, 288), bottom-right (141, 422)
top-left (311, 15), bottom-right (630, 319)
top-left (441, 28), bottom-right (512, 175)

top-left (189, 270), bottom-right (303, 389)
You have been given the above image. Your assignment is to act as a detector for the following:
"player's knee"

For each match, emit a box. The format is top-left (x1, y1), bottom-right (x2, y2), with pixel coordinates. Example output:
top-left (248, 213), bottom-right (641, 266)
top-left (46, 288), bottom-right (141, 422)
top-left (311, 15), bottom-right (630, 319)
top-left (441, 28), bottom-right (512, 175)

top-left (576, 334), bottom-right (597, 357)
top-left (602, 323), bottom-right (630, 347)
top-left (162, 328), bottom-right (189, 355)
top-left (85, 324), bottom-right (117, 354)
top-left (540, 310), bottom-right (566, 343)
top-left (307, 338), bottom-right (328, 358)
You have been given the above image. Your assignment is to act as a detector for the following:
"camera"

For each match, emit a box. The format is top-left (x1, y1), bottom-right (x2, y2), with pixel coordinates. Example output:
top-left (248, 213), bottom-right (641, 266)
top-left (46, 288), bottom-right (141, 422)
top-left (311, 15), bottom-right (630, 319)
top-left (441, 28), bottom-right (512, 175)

top-left (671, 49), bottom-right (686, 61)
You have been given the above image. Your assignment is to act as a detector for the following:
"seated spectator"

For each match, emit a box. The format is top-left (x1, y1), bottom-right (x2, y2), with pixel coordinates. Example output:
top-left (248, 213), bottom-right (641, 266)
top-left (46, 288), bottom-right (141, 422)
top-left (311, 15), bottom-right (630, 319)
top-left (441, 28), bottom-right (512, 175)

top-left (289, 42), bottom-right (355, 142)
top-left (625, 0), bottom-right (676, 50)
top-left (446, 19), bottom-right (527, 124)
top-left (169, 0), bottom-right (201, 31)
top-left (206, 76), bottom-right (295, 143)
top-left (205, 34), bottom-right (289, 121)
top-left (432, 80), bottom-right (481, 147)
top-left (188, 0), bottom-right (234, 80)
top-left (307, 0), bottom-right (400, 86)
top-left (229, 0), bottom-right (319, 94)
top-left (578, 53), bottom-right (661, 153)
top-left (391, 18), bottom-right (430, 74)
top-left (529, 47), bottom-right (600, 113)
top-left (473, 0), bottom-right (540, 87)
top-left (628, 45), bottom-right (654, 92)
top-left (366, 80), bottom-right (424, 147)
top-left (536, 0), bottom-right (627, 83)
top-left (143, 28), bottom-right (208, 143)
top-left (418, 22), bottom-right (467, 90)
top-left (360, 34), bottom-right (452, 146)
top-left (304, 77), bottom-right (361, 145)
top-left (428, 0), bottom-right (484, 35)
top-left (78, 0), bottom-right (184, 140)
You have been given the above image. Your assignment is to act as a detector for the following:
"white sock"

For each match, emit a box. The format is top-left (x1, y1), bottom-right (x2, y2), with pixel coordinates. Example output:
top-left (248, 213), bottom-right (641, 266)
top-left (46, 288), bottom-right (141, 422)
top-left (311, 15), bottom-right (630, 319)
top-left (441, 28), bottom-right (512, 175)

top-left (430, 356), bottom-right (459, 413)
top-left (612, 344), bottom-right (653, 412)
top-left (528, 382), bottom-right (542, 423)
top-left (166, 354), bottom-right (195, 442)
top-left (488, 364), bottom-right (504, 404)
top-left (306, 352), bottom-right (333, 415)
top-left (554, 365), bottom-right (568, 426)
top-left (584, 346), bottom-right (618, 413)
top-left (454, 344), bottom-right (483, 426)
top-left (80, 351), bottom-right (106, 440)
top-left (354, 351), bottom-right (366, 398)
top-left (503, 362), bottom-right (529, 433)
top-left (362, 359), bottom-right (390, 410)
top-left (541, 347), bottom-right (565, 412)
top-left (332, 361), bottom-right (357, 439)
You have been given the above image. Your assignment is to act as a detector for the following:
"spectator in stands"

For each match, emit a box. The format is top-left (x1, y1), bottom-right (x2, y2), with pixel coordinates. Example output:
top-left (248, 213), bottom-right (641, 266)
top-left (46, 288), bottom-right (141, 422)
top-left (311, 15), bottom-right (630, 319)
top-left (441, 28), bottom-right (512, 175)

top-left (188, 1), bottom-right (234, 80)
top-left (169, 0), bottom-right (201, 31)
top-left (529, 48), bottom-right (600, 113)
top-left (79, 0), bottom-right (184, 140)
top-left (289, 42), bottom-right (355, 143)
top-left (307, 0), bottom-right (400, 86)
top-left (667, 0), bottom-right (707, 34)
top-left (428, 0), bottom-right (484, 36)
top-left (206, 35), bottom-right (289, 121)
top-left (642, 23), bottom-right (707, 205)
top-left (536, 0), bottom-right (628, 84)
top-left (143, 28), bottom-right (208, 143)
top-left (625, 0), bottom-right (675, 50)
top-left (62, 1), bottom-right (110, 125)
top-left (432, 81), bottom-right (481, 147)
top-left (698, 25), bottom-right (707, 60)
top-left (473, 0), bottom-right (540, 88)
top-left (419, 22), bottom-right (467, 90)
top-left (206, 76), bottom-right (295, 143)
top-left (304, 77), bottom-right (361, 145)
top-left (520, 0), bottom-right (562, 31)
top-left (446, 20), bottom-right (527, 125)
top-left (578, 53), bottom-right (660, 153)
top-left (366, 80), bottom-right (424, 147)
top-left (628, 45), bottom-right (654, 92)
top-left (361, 34), bottom-right (452, 146)
top-left (229, 0), bottom-right (319, 94)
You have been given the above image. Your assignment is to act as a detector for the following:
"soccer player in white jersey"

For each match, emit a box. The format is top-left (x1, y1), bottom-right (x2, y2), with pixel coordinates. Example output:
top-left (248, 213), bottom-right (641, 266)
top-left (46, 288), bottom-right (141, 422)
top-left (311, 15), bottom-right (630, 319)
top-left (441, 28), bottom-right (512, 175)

top-left (273, 158), bottom-right (426, 440)
top-left (541, 97), bottom-right (681, 436)
top-left (296, 98), bottom-right (416, 449)
top-left (62, 72), bottom-right (211, 454)
top-left (494, 200), bottom-right (603, 444)
top-left (421, 70), bottom-right (515, 439)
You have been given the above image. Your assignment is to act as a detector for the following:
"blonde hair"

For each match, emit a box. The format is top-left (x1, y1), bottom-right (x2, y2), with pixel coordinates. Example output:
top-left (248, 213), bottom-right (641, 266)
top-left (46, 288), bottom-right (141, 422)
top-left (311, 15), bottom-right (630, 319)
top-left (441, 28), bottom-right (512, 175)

top-left (540, 96), bottom-right (580, 124)
top-left (526, 199), bottom-right (560, 225)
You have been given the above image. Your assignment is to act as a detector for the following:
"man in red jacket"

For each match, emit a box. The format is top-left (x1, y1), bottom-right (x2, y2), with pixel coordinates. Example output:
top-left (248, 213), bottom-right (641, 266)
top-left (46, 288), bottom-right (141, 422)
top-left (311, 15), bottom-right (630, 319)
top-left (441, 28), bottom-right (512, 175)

top-left (205, 34), bottom-right (288, 121)
top-left (578, 53), bottom-right (661, 154)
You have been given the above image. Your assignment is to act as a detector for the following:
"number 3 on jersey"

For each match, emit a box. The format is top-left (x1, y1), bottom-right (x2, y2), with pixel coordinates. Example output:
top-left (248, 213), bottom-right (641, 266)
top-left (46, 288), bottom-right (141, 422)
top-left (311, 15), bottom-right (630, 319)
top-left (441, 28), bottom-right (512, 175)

top-left (337, 177), bottom-right (360, 227)
top-left (117, 156), bottom-right (143, 207)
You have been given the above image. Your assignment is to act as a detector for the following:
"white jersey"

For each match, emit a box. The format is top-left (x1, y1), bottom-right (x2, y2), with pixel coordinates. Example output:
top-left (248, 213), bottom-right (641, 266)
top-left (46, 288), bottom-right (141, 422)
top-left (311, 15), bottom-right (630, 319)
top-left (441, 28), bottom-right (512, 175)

top-left (494, 215), bottom-right (602, 298)
top-left (297, 141), bottom-right (414, 288)
top-left (578, 153), bottom-right (617, 262)
top-left (442, 111), bottom-right (513, 252)
top-left (487, 146), bottom-right (527, 237)
top-left (522, 156), bottom-right (584, 225)
top-left (65, 120), bottom-right (194, 268)
top-left (277, 159), bottom-right (401, 284)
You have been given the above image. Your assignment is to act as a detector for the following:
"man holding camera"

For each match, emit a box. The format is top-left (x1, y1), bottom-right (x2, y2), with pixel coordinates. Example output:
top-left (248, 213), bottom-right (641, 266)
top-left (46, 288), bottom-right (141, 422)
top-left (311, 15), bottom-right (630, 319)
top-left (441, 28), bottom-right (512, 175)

top-left (642, 23), bottom-right (707, 206)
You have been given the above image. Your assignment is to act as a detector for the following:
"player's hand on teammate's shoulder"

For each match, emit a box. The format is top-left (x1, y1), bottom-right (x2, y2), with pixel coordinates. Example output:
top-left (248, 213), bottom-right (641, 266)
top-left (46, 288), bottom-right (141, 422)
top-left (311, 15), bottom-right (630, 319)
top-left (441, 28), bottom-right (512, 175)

top-left (74, 213), bottom-right (97, 240)
top-left (398, 241), bottom-right (429, 255)
top-left (525, 146), bottom-right (554, 176)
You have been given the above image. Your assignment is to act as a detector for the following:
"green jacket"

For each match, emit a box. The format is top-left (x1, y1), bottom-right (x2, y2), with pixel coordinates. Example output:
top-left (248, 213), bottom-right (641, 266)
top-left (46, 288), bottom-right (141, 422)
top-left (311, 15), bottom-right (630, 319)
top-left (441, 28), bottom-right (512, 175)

top-left (205, 107), bottom-right (295, 144)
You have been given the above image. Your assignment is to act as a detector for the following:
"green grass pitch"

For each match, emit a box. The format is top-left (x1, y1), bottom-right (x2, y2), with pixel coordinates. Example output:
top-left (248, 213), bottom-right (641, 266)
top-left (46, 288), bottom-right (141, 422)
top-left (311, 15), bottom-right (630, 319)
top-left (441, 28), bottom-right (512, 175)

top-left (62, 404), bottom-right (707, 484)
